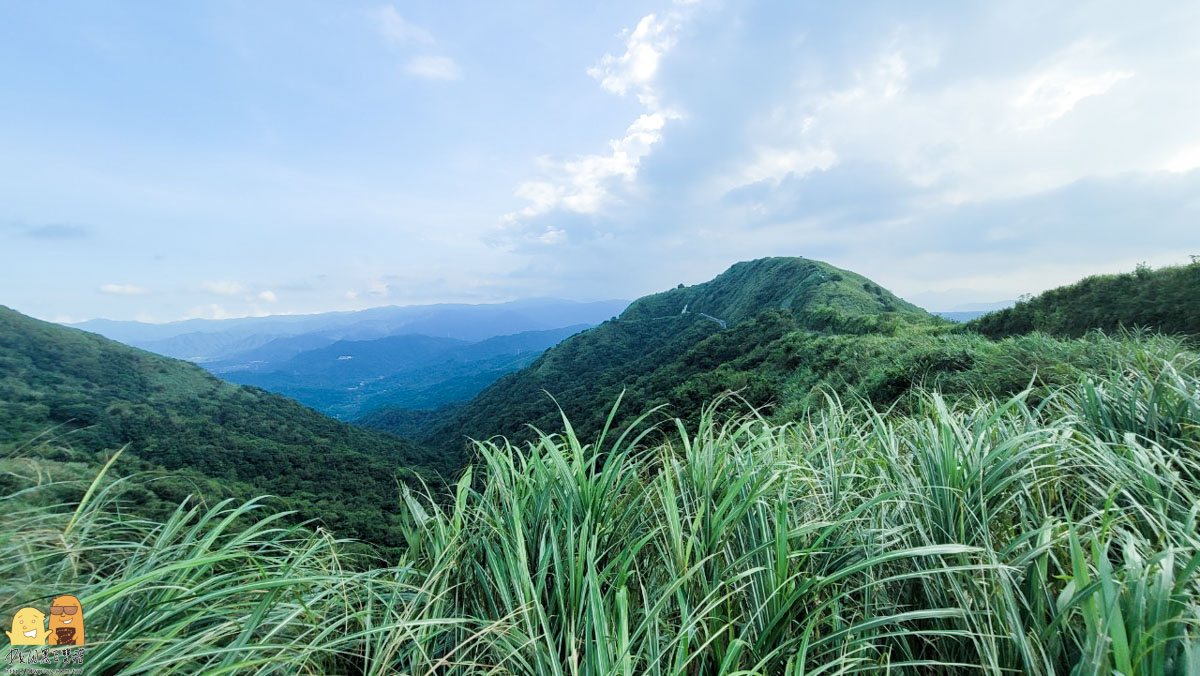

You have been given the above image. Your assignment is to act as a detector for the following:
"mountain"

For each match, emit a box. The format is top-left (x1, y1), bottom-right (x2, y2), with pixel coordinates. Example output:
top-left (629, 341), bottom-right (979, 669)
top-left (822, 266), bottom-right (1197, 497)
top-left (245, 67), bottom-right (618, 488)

top-left (67, 298), bottom-right (629, 362)
top-left (968, 261), bottom-right (1200, 339)
top-left (223, 325), bottom-right (590, 418)
top-left (204, 332), bottom-right (349, 374)
top-left (367, 257), bottom-right (940, 459)
top-left (934, 310), bottom-right (991, 322)
top-left (0, 305), bottom-right (451, 549)
top-left (371, 257), bottom-right (1190, 464)
top-left (245, 334), bottom-right (468, 381)
top-left (619, 257), bottom-right (927, 325)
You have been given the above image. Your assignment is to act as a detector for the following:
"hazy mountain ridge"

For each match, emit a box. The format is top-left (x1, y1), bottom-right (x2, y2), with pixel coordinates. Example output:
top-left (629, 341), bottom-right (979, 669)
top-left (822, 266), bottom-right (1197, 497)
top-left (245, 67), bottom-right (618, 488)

top-left (59, 299), bottom-right (626, 422)
top-left (225, 325), bottom-right (592, 418)
top-left (67, 298), bottom-right (630, 362)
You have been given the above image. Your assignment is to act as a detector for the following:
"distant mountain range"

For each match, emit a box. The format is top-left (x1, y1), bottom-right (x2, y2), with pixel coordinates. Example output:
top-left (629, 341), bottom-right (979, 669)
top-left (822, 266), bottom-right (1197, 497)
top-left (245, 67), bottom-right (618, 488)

top-left (68, 298), bottom-right (630, 362)
top-left (933, 310), bottom-right (993, 322)
top-left (64, 298), bottom-right (629, 419)
top-left (223, 324), bottom-right (592, 418)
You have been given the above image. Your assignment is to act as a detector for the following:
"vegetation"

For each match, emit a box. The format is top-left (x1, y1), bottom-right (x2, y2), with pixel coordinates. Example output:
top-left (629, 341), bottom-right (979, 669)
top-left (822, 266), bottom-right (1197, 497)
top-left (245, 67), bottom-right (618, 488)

top-left (375, 259), bottom-right (1200, 462)
top-left (375, 258), bottom-right (942, 457)
top-left (4, 338), bottom-right (1198, 673)
top-left (969, 261), bottom-right (1200, 339)
top-left (0, 306), bottom-right (450, 550)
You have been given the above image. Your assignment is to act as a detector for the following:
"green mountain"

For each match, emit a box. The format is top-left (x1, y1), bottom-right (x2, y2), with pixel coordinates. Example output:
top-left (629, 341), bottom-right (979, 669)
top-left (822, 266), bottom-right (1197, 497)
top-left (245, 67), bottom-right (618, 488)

top-left (969, 261), bottom-right (1200, 339)
top-left (367, 257), bottom-right (940, 458)
top-left (0, 305), bottom-right (449, 549)
top-left (368, 257), bottom-right (1188, 463)
top-left (619, 256), bottom-right (926, 326)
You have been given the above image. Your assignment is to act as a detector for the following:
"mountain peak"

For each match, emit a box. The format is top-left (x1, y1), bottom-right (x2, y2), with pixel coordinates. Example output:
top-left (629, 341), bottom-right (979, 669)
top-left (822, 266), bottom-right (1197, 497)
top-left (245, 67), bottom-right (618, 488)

top-left (621, 257), bottom-right (928, 327)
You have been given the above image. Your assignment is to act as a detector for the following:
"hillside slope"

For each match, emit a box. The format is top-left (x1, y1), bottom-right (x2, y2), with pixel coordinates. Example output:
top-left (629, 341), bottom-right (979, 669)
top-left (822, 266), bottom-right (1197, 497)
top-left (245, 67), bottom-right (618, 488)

top-left (621, 257), bottom-right (925, 327)
top-left (968, 261), bottom-right (1200, 338)
top-left (368, 258), bottom-right (939, 458)
top-left (0, 305), bottom-right (448, 548)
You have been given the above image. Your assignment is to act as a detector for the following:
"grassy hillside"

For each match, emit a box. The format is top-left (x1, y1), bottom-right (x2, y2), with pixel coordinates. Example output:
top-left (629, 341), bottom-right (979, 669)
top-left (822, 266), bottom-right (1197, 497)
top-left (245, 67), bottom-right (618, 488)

top-left (969, 260), bottom-right (1200, 339)
top-left (370, 258), bottom-right (1200, 465)
top-left (5, 336), bottom-right (1197, 673)
top-left (365, 258), bottom-right (938, 456)
top-left (620, 256), bottom-right (927, 328)
top-left (0, 306), bottom-right (449, 549)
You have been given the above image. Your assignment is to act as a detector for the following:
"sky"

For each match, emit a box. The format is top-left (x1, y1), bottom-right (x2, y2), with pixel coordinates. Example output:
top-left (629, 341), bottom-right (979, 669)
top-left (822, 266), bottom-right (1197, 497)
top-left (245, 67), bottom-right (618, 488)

top-left (2, 0), bottom-right (1199, 322)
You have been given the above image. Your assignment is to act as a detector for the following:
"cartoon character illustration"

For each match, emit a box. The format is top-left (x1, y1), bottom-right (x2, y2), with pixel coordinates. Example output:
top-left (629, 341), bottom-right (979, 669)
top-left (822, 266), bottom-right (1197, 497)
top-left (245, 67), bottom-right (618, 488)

top-left (5, 607), bottom-right (47, 645)
top-left (46, 595), bottom-right (84, 646)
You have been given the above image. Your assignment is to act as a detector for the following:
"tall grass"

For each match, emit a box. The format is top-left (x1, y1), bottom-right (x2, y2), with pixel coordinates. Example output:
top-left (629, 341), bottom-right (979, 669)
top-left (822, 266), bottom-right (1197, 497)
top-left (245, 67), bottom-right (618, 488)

top-left (2, 342), bottom-right (1198, 674)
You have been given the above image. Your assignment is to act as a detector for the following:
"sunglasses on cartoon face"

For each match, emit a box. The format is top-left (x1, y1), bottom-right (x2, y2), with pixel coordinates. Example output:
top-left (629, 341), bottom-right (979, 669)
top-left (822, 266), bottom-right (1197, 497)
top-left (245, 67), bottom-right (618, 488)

top-left (49, 606), bottom-right (78, 616)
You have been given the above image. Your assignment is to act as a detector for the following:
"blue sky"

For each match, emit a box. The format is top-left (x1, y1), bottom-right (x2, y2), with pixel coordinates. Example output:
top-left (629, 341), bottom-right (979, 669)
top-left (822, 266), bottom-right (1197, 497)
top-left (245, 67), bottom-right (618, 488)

top-left (3, 1), bottom-right (1198, 322)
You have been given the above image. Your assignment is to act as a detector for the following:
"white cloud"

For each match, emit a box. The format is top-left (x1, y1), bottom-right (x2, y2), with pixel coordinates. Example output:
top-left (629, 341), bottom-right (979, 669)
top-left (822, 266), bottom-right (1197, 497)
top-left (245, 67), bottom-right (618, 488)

top-left (506, 112), bottom-right (672, 223)
top-left (1163, 145), bottom-right (1200, 173)
top-left (715, 31), bottom-right (1163, 206)
top-left (370, 6), bottom-right (459, 83)
top-left (533, 227), bottom-right (566, 245)
top-left (588, 13), bottom-right (679, 109)
top-left (405, 55), bottom-right (461, 81)
top-left (99, 283), bottom-right (148, 296)
top-left (1012, 65), bottom-right (1133, 131)
top-left (730, 147), bottom-right (839, 190)
top-left (199, 280), bottom-right (245, 295)
top-left (257, 290), bottom-right (278, 302)
top-left (477, 3), bottom-right (1200, 308)
top-left (499, 8), bottom-right (696, 238)
top-left (371, 6), bottom-right (434, 45)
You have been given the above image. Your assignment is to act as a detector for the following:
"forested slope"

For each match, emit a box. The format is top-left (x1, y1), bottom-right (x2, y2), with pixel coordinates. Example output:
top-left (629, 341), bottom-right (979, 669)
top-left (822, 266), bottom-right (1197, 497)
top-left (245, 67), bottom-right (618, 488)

top-left (364, 257), bottom-right (941, 458)
top-left (0, 305), bottom-right (448, 548)
top-left (969, 261), bottom-right (1200, 338)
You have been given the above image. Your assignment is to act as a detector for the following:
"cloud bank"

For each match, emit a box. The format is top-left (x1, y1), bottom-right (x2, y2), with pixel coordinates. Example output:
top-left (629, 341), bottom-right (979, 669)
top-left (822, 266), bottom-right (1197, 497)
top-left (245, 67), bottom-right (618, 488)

top-left (490, 1), bottom-right (1200, 308)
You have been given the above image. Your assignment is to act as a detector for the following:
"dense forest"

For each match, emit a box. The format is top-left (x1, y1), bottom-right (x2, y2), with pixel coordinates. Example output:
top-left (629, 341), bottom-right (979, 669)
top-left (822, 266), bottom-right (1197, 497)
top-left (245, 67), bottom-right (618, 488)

top-left (0, 306), bottom-right (452, 549)
top-left (969, 260), bottom-right (1200, 338)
